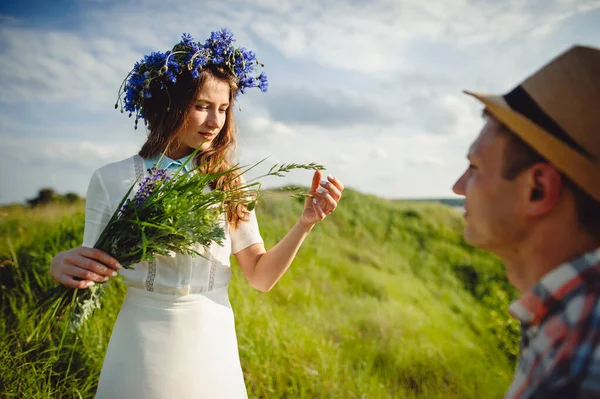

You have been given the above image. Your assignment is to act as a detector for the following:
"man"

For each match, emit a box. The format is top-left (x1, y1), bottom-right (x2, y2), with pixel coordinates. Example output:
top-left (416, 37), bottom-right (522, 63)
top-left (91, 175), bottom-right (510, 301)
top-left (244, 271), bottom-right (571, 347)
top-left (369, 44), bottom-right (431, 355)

top-left (453, 46), bottom-right (600, 398)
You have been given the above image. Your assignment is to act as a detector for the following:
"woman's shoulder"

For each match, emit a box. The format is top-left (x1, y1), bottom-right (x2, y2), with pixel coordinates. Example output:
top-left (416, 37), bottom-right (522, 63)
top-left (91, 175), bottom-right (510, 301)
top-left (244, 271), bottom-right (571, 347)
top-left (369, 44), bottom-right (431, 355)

top-left (90, 155), bottom-right (142, 197)
top-left (94, 154), bottom-right (139, 178)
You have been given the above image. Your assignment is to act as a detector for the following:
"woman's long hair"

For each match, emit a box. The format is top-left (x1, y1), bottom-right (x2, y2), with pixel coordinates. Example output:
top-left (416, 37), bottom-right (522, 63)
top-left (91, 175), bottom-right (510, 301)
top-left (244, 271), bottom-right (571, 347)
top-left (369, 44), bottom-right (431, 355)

top-left (138, 65), bottom-right (250, 228)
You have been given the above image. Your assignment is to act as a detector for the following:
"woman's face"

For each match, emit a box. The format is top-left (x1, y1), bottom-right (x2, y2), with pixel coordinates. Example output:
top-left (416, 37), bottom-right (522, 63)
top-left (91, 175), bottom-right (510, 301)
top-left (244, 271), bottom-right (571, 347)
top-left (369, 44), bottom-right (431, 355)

top-left (168, 75), bottom-right (231, 159)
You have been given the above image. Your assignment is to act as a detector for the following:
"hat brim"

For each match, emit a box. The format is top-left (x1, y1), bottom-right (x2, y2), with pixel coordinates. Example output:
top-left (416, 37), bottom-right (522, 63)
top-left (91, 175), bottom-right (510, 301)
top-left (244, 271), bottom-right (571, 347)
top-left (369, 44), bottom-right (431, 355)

top-left (464, 90), bottom-right (600, 203)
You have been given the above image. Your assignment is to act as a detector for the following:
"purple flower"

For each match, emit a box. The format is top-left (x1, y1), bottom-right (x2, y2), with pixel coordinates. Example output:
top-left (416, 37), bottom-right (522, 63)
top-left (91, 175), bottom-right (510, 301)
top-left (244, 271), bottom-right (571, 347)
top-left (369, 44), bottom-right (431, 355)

top-left (126, 167), bottom-right (171, 209)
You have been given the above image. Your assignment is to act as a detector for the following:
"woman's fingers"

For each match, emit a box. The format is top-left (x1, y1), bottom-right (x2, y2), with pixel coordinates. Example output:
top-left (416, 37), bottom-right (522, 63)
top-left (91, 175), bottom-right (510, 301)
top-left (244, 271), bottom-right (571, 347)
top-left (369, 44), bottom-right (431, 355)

top-left (49, 246), bottom-right (121, 289)
top-left (65, 252), bottom-right (119, 278)
top-left (327, 175), bottom-right (344, 192)
top-left (312, 198), bottom-right (327, 219)
top-left (309, 170), bottom-right (323, 194)
top-left (79, 247), bottom-right (122, 271)
top-left (318, 179), bottom-right (342, 202)
top-left (63, 262), bottom-right (111, 283)
top-left (56, 273), bottom-right (96, 289)
top-left (304, 173), bottom-right (344, 224)
top-left (315, 175), bottom-right (344, 204)
top-left (314, 190), bottom-right (337, 214)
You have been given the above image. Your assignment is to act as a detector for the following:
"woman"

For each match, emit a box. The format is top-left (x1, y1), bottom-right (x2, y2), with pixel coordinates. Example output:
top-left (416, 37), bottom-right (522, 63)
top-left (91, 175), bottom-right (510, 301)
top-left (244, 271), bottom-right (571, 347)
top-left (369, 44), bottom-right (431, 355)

top-left (49, 30), bottom-right (343, 398)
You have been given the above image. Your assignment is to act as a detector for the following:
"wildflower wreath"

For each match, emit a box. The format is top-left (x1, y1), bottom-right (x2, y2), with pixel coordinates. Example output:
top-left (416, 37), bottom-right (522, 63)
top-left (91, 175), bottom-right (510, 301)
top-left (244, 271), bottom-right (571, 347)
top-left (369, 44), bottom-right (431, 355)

top-left (115, 28), bottom-right (268, 129)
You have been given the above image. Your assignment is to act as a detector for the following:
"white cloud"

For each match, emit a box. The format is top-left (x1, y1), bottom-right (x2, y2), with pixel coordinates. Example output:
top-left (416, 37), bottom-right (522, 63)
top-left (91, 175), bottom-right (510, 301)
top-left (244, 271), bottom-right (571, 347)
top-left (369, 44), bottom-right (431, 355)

top-left (408, 92), bottom-right (480, 136)
top-left (0, 138), bottom-right (139, 203)
top-left (232, 116), bottom-right (476, 199)
top-left (263, 85), bottom-right (399, 127)
top-left (1, 0), bottom-right (596, 108)
top-left (0, 0), bottom-right (598, 205)
top-left (2, 0), bottom-right (596, 107)
top-left (0, 27), bottom-right (138, 107)
top-left (0, 138), bottom-right (138, 168)
top-left (239, 115), bottom-right (296, 139)
top-left (245, 0), bottom-right (600, 73)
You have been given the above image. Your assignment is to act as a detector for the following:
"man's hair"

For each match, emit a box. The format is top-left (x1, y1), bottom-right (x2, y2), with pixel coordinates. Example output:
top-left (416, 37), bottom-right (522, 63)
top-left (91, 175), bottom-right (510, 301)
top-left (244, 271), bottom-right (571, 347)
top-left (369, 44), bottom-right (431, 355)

top-left (495, 116), bottom-right (600, 238)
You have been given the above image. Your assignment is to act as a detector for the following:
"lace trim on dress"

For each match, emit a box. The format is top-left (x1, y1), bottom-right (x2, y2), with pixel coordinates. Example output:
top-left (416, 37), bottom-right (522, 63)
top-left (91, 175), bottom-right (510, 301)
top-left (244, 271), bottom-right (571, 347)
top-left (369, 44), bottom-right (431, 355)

top-left (146, 259), bottom-right (157, 292)
top-left (134, 154), bottom-right (144, 181)
top-left (208, 254), bottom-right (217, 291)
top-left (134, 154), bottom-right (157, 293)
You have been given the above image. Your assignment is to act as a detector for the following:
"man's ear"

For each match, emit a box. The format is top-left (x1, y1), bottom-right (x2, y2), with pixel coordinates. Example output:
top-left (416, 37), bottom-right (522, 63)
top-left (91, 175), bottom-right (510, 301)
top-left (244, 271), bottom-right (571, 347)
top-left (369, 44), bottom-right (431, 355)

top-left (522, 163), bottom-right (563, 216)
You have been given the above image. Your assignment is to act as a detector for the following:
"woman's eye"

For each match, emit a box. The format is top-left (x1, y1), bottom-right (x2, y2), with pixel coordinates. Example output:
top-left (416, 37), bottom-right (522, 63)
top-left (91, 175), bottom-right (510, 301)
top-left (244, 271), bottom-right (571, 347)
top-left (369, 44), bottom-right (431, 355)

top-left (196, 105), bottom-right (208, 110)
top-left (219, 108), bottom-right (227, 113)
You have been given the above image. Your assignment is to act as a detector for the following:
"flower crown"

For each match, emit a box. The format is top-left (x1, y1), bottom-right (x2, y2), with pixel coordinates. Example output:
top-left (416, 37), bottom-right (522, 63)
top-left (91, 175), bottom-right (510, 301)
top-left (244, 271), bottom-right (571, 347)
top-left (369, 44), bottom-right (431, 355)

top-left (115, 29), bottom-right (268, 129)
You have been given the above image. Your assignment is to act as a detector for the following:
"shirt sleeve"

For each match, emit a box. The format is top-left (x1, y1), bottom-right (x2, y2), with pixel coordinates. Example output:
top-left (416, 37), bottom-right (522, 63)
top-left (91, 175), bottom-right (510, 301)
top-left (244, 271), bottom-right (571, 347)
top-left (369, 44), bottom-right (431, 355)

top-left (82, 169), bottom-right (114, 248)
top-left (230, 209), bottom-right (264, 254)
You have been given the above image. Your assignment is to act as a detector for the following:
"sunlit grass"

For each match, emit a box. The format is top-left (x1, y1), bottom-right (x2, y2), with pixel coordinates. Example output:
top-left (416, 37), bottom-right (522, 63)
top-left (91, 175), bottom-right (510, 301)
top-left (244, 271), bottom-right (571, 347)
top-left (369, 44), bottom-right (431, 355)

top-left (0, 190), bottom-right (518, 398)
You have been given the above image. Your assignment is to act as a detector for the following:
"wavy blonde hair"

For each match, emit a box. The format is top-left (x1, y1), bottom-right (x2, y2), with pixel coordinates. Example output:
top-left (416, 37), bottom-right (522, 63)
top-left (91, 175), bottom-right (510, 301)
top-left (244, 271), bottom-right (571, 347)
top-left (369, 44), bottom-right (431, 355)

top-left (138, 66), bottom-right (249, 228)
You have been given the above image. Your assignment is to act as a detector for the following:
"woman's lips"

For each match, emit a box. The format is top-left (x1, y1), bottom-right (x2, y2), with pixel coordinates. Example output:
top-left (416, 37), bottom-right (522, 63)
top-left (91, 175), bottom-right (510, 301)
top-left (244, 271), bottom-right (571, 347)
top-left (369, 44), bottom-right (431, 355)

top-left (199, 132), bottom-right (215, 140)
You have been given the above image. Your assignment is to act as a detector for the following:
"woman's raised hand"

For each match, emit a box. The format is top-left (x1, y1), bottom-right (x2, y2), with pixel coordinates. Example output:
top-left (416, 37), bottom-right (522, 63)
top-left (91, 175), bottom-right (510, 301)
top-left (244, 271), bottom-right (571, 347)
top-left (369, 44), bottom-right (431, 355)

top-left (49, 246), bottom-right (121, 289)
top-left (299, 170), bottom-right (344, 227)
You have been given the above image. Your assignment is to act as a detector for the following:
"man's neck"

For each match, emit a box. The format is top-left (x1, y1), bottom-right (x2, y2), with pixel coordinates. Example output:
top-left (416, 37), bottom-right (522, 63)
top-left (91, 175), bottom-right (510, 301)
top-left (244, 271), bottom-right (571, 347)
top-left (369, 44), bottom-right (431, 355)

top-left (500, 226), bottom-right (600, 293)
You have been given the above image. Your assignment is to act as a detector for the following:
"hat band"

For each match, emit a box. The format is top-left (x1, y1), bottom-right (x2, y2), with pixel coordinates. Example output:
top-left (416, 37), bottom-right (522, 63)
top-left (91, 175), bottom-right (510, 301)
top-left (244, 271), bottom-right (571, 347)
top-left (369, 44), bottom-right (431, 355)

top-left (503, 86), bottom-right (594, 160)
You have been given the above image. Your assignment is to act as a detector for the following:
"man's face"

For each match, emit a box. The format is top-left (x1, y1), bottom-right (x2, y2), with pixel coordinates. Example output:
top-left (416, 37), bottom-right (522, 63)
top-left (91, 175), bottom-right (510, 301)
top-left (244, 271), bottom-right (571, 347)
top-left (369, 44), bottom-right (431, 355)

top-left (452, 117), bottom-right (526, 253)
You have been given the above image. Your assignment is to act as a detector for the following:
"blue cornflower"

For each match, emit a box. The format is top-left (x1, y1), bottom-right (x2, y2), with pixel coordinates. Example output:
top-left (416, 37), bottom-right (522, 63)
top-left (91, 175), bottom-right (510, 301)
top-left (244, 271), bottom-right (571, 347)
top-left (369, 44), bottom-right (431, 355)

top-left (239, 76), bottom-right (255, 94)
top-left (209, 28), bottom-right (234, 47)
top-left (165, 70), bottom-right (177, 84)
top-left (181, 33), bottom-right (194, 47)
top-left (167, 57), bottom-right (180, 74)
top-left (258, 72), bottom-right (268, 92)
top-left (239, 48), bottom-right (256, 71)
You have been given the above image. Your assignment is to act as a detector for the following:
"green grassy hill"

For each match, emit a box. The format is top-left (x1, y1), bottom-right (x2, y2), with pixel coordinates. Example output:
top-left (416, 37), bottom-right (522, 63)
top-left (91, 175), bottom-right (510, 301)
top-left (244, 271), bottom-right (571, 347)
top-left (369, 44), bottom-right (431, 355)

top-left (0, 190), bottom-right (519, 398)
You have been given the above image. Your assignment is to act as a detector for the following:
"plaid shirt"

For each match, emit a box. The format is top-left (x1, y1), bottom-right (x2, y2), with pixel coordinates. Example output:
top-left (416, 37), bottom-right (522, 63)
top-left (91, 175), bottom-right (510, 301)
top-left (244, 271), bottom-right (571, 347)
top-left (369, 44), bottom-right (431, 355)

top-left (505, 247), bottom-right (600, 399)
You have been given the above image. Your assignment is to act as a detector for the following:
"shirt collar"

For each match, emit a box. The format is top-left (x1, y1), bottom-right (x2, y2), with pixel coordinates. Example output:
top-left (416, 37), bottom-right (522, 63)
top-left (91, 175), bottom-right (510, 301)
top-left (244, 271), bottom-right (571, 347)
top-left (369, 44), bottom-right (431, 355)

top-left (144, 153), bottom-right (196, 173)
top-left (509, 247), bottom-right (600, 325)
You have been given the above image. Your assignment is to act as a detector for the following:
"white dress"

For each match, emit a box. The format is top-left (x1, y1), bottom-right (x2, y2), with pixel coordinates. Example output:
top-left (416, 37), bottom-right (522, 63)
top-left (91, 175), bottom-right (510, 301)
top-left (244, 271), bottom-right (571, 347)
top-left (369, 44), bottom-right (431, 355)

top-left (83, 155), bottom-right (263, 399)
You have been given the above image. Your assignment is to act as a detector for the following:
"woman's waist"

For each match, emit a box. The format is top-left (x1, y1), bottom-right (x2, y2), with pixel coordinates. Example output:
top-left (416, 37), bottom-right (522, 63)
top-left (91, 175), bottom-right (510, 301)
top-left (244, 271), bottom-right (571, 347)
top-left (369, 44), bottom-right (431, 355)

top-left (119, 258), bottom-right (232, 294)
top-left (123, 285), bottom-right (231, 309)
top-left (125, 280), bottom-right (229, 295)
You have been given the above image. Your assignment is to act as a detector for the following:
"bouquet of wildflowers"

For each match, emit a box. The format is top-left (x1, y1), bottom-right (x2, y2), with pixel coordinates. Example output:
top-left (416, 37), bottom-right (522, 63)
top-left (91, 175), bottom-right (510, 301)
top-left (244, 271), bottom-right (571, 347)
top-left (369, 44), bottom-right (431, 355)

top-left (36, 150), bottom-right (322, 332)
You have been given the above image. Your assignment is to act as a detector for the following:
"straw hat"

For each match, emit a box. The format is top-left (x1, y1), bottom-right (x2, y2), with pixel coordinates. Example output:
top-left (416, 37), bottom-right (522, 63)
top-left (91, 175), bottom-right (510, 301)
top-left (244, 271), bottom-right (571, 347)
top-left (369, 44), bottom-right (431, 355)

top-left (464, 45), bottom-right (600, 202)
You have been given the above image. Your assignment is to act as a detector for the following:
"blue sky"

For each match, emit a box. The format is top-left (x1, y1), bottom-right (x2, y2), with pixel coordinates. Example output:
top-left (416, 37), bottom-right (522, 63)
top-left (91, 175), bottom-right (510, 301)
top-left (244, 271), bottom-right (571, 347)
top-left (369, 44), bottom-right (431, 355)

top-left (1, 0), bottom-right (599, 204)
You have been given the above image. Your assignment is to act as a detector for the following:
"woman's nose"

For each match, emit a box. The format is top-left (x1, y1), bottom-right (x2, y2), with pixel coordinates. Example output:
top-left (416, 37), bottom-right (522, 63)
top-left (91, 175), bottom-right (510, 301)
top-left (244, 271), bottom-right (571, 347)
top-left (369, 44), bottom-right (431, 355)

top-left (206, 111), bottom-right (219, 128)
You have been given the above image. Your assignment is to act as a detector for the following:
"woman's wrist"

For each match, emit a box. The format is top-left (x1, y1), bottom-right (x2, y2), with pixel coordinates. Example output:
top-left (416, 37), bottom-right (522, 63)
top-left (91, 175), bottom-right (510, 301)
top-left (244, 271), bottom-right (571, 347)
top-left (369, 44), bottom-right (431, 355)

top-left (296, 218), bottom-right (315, 233)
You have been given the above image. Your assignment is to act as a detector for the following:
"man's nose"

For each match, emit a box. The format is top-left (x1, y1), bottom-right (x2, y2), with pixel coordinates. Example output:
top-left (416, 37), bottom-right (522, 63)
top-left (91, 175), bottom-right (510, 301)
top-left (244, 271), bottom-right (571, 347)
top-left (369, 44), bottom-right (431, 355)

top-left (452, 173), bottom-right (466, 195)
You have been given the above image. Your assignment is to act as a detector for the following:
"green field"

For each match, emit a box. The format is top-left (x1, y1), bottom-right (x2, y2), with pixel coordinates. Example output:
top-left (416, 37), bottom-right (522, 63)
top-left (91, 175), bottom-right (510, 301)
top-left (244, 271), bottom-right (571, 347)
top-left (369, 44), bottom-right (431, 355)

top-left (0, 190), bottom-right (519, 398)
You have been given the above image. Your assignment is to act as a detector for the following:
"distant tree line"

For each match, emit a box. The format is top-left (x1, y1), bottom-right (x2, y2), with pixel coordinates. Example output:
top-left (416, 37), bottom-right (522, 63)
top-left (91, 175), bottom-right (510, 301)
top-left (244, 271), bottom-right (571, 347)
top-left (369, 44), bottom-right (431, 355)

top-left (26, 188), bottom-right (83, 207)
top-left (395, 198), bottom-right (466, 207)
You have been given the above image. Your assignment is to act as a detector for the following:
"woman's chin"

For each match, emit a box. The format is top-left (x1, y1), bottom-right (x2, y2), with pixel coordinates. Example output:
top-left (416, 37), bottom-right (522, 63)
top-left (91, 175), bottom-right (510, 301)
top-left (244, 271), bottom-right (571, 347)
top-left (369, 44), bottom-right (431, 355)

top-left (199, 142), bottom-right (212, 151)
top-left (186, 142), bottom-right (212, 152)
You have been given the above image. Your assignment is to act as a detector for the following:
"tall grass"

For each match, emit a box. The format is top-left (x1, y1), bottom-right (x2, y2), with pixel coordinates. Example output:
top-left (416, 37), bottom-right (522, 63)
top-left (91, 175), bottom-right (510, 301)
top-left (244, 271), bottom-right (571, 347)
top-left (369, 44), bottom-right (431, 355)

top-left (0, 191), bottom-right (519, 398)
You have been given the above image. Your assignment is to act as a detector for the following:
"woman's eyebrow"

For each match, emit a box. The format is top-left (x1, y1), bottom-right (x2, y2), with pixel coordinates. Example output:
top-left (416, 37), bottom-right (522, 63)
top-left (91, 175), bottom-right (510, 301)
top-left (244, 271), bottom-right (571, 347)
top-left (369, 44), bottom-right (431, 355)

top-left (195, 99), bottom-right (229, 107)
